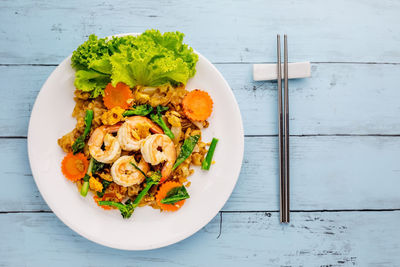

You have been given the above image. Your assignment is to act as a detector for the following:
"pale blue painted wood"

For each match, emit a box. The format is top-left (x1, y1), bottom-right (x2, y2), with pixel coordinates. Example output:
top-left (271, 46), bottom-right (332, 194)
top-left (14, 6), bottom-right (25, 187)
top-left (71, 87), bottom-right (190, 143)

top-left (1, 211), bottom-right (400, 266)
top-left (1, 0), bottom-right (400, 265)
top-left (2, 63), bottom-right (400, 136)
top-left (2, 136), bottom-right (400, 212)
top-left (1, 0), bottom-right (400, 64)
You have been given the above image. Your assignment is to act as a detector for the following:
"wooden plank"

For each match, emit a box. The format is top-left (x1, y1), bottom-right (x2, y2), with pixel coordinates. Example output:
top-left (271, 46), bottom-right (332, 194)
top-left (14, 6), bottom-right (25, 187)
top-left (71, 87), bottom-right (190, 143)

top-left (1, 0), bottom-right (400, 64)
top-left (2, 63), bottom-right (400, 137)
top-left (3, 136), bottom-right (400, 212)
top-left (1, 211), bottom-right (399, 266)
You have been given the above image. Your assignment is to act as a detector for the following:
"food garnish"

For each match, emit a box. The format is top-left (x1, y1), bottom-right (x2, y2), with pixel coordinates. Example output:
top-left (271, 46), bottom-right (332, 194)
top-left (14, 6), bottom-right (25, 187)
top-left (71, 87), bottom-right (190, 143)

top-left (72, 109), bottom-right (93, 154)
top-left (61, 153), bottom-right (89, 182)
top-left (71, 30), bottom-right (198, 97)
top-left (156, 182), bottom-right (187, 211)
top-left (150, 105), bottom-right (174, 140)
top-left (201, 138), bottom-right (219, 170)
top-left (172, 135), bottom-right (200, 171)
top-left (103, 82), bottom-right (133, 110)
top-left (182, 90), bottom-right (213, 121)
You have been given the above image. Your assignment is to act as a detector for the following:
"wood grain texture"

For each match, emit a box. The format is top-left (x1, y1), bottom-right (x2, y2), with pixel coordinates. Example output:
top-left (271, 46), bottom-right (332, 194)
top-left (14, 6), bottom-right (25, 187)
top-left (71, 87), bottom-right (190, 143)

top-left (1, 0), bottom-right (400, 264)
top-left (2, 63), bottom-right (400, 137)
top-left (3, 136), bottom-right (400, 212)
top-left (1, 0), bottom-right (400, 64)
top-left (1, 211), bottom-right (399, 266)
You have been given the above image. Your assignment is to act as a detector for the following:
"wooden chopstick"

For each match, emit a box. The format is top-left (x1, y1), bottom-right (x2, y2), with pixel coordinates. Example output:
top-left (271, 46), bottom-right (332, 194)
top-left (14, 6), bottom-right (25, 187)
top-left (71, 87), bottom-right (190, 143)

top-left (277, 35), bottom-right (286, 223)
top-left (284, 35), bottom-right (290, 222)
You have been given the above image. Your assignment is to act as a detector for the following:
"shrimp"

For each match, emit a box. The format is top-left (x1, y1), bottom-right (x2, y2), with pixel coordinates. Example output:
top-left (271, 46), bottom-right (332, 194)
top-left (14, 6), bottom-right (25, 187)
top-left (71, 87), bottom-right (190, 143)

top-left (88, 124), bottom-right (121, 163)
top-left (117, 116), bottom-right (163, 151)
top-left (111, 156), bottom-right (150, 187)
top-left (141, 134), bottom-right (177, 182)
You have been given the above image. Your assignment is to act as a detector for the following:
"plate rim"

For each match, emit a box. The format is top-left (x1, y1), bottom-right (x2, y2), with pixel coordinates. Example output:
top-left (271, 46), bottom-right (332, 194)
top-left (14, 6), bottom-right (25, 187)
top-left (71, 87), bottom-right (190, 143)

top-left (27, 33), bottom-right (244, 250)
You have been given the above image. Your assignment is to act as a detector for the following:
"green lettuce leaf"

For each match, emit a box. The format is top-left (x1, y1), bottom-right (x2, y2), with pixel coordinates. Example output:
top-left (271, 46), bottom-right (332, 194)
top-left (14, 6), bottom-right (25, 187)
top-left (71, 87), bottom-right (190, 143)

top-left (74, 69), bottom-right (110, 98)
top-left (88, 57), bottom-right (112, 74)
top-left (71, 34), bottom-right (110, 70)
top-left (71, 30), bottom-right (198, 97)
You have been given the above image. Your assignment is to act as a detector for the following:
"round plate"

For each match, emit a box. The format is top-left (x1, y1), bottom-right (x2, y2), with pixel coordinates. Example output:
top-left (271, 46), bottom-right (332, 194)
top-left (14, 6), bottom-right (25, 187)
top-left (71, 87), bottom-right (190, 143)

top-left (27, 33), bottom-right (244, 250)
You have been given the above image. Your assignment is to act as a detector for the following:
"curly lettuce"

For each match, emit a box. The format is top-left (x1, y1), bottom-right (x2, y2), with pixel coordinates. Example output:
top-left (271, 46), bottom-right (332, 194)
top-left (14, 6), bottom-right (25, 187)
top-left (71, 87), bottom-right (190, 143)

top-left (74, 69), bottom-right (110, 98)
top-left (70, 30), bottom-right (198, 97)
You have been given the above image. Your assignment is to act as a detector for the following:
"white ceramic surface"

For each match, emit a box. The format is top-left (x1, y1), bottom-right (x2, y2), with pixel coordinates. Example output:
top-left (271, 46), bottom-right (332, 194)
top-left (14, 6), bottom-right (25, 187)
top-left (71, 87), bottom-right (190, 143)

top-left (27, 34), bottom-right (244, 250)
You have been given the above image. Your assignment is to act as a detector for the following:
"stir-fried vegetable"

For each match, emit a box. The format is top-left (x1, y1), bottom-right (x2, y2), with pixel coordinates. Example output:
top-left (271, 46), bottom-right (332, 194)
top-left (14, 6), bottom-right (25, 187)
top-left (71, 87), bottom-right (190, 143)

top-left (201, 138), bottom-right (219, 170)
top-left (98, 167), bottom-right (162, 219)
top-left (123, 104), bottom-right (153, 117)
top-left (160, 185), bottom-right (190, 204)
top-left (80, 157), bottom-right (94, 197)
top-left (172, 135), bottom-right (200, 170)
top-left (96, 179), bottom-right (112, 198)
top-left (131, 171), bottom-right (161, 205)
top-left (91, 159), bottom-right (105, 174)
top-left (103, 82), bottom-right (133, 110)
top-left (150, 105), bottom-right (174, 140)
top-left (97, 200), bottom-right (135, 219)
top-left (156, 181), bottom-right (187, 211)
top-left (61, 153), bottom-right (89, 181)
top-left (72, 109), bottom-right (94, 154)
top-left (182, 90), bottom-right (213, 121)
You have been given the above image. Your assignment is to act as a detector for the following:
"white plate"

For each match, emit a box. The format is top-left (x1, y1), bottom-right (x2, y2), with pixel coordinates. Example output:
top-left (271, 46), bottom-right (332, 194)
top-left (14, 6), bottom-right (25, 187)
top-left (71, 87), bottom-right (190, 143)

top-left (27, 33), bottom-right (244, 250)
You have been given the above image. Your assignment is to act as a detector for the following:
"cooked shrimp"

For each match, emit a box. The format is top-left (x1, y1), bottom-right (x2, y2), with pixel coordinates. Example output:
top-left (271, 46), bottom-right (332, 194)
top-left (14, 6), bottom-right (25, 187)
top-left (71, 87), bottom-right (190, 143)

top-left (117, 116), bottom-right (163, 151)
top-left (111, 156), bottom-right (150, 187)
top-left (141, 134), bottom-right (176, 181)
top-left (88, 125), bottom-right (121, 163)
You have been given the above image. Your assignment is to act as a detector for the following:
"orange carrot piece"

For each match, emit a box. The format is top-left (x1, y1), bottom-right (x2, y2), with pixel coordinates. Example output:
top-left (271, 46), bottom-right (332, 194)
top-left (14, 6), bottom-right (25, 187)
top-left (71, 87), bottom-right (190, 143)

top-left (182, 89), bottom-right (213, 121)
top-left (103, 82), bottom-right (133, 110)
top-left (61, 153), bottom-right (89, 181)
top-left (156, 181), bottom-right (186, 211)
top-left (93, 195), bottom-right (113, 210)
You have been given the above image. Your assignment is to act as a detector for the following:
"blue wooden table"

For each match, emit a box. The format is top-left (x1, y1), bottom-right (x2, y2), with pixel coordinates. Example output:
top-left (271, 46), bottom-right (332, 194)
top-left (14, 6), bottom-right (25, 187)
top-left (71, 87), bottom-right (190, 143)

top-left (1, 0), bottom-right (400, 266)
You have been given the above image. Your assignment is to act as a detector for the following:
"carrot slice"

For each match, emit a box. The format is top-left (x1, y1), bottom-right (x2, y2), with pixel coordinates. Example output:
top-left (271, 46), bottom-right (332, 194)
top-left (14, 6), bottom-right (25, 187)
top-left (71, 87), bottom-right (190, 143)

top-left (103, 82), bottom-right (133, 110)
top-left (182, 89), bottom-right (213, 121)
top-left (155, 181), bottom-right (186, 212)
top-left (61, 153), bottom-right (89, 181)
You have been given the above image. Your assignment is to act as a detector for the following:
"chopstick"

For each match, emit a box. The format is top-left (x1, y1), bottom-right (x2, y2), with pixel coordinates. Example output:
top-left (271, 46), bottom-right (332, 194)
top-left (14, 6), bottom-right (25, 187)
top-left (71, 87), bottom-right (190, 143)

top-left (284, 35), bottom-right (290, 222)
top-left (277, 34), bottom-right (290, 223)
top-left (277, 35), bottom-right (286, 223)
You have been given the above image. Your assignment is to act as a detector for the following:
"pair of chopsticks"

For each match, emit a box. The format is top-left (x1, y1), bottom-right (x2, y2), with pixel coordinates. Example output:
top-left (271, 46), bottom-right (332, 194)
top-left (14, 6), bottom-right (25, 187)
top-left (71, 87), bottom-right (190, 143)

top-left (277, 35), bottom-right (290, 223)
